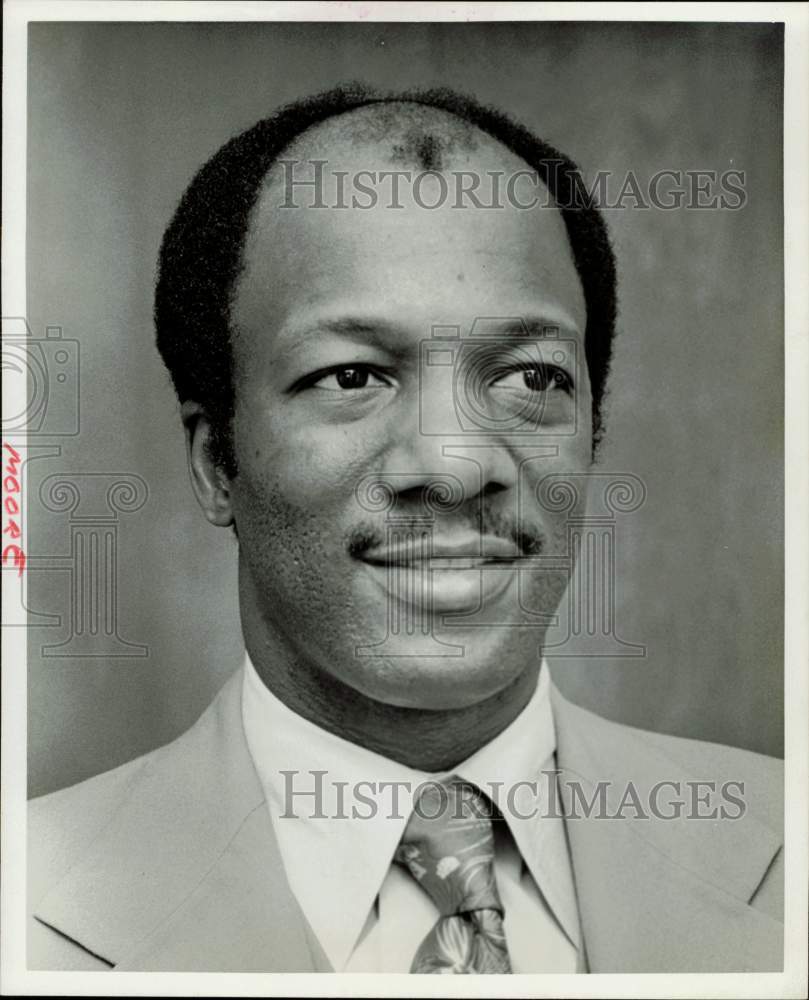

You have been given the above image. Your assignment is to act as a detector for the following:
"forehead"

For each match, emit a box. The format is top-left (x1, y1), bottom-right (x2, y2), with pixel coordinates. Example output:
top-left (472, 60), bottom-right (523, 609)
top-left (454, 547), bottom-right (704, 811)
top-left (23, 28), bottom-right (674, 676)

top-left (231, 107), bottom-right (587, 353)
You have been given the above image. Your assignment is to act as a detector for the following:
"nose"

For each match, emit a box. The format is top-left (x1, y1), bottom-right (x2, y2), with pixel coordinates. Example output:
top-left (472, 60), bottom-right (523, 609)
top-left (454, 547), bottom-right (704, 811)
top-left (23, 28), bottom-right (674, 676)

top-left (376, 368), bottom-right (519, 514)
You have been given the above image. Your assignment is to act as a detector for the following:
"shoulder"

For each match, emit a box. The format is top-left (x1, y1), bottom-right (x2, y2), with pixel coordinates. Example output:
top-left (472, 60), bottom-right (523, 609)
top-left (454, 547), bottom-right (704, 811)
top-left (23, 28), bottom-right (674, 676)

top-left (550, 686), bottom-right (783, 831)
top-left (550, 686), bottom-right (784, 926)
top-left (27, 669), bottom-right (249, 969)
top-left (28, 669), bottom-right (245, 898)
top-left (27, 750), bottom-right (158, 970)
top-left (29, 751), bottom-right (152, 903)
top-left (28, 750), bottom-right (162, 969)
top-left (630, 720), bottom-right (782, 824)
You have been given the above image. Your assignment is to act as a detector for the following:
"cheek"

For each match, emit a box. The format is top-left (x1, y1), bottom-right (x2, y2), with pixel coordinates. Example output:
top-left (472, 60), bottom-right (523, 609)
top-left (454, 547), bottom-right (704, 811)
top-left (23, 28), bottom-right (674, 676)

top-left (234, 407), bottom-right (377, 508)
top-left (229, 414), bottom-right (391, 580)
top-left (512, 436), bottom-right (592, 568)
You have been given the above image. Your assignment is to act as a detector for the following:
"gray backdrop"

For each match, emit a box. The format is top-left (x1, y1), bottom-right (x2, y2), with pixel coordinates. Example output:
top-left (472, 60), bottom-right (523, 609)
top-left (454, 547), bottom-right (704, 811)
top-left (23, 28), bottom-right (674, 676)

top-left (26, 21), bottom-right (783, 798)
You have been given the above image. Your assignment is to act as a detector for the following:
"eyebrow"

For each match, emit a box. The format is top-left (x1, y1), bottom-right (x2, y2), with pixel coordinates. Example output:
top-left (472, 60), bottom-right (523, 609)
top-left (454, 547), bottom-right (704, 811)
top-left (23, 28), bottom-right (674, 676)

top-left (468, 316), bottom-right (579, 338)
top-left (278, 313), bottom-right (581, 348)
top-left (305, 317), bottom-right (401, 338)
top-left (274, 316), bottom-right (406, 353)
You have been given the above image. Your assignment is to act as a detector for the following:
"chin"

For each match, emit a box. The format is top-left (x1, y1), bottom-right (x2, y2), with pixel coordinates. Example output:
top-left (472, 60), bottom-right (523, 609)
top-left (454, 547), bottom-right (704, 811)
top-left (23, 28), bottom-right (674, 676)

top-left (340, 652), bottom-right (527, 712)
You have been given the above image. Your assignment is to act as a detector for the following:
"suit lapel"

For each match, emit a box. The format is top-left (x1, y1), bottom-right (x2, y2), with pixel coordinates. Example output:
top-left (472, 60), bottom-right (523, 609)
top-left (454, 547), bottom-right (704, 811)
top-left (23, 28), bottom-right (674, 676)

top-left (117, 804), bottom-right (330, 972)
top-left (550, 683), bottom-right (783, 972)
top-left (34, 670), bottom-right (329, 972)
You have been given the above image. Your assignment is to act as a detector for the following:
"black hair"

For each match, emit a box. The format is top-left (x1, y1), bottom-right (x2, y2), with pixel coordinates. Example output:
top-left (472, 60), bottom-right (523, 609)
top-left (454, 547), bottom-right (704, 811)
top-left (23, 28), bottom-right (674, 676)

top-left (155, 83), bottom-right (616, 476)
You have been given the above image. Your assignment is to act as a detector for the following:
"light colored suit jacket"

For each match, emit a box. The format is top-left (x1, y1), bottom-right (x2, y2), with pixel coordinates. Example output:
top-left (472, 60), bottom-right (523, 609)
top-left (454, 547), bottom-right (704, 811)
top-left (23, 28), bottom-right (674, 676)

top-left (28, 669), bottom-right (784, 973)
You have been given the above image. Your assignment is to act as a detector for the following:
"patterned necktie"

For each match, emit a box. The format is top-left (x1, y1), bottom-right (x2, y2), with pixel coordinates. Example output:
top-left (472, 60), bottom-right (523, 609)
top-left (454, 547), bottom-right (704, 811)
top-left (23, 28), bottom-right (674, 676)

top-left (394, 779), bottom-right (512, 974)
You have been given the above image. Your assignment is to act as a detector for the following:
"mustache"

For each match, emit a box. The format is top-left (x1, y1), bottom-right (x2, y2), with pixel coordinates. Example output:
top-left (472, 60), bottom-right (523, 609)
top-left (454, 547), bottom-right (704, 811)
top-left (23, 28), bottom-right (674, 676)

top-left (347, 509), bottom-right (544, 559)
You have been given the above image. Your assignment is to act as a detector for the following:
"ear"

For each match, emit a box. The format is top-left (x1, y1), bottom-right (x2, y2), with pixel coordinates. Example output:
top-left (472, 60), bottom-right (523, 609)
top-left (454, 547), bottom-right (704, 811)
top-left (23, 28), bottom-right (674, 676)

top-left (181, 401), bottom-right (234, 527)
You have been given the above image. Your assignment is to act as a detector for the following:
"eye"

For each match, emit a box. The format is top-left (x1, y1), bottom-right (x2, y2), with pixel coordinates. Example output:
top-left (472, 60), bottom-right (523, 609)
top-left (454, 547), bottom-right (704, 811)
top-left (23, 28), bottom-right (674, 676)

top-left (296, 364), bottom-right (392, 392)
top-left (491, 364), bottom-right (573, 395)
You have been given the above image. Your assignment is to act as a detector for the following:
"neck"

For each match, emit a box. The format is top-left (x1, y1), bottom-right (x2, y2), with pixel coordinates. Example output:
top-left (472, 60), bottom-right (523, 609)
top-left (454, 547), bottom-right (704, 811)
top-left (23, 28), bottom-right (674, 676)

top-left (240, 600), bottom-right (540, 774)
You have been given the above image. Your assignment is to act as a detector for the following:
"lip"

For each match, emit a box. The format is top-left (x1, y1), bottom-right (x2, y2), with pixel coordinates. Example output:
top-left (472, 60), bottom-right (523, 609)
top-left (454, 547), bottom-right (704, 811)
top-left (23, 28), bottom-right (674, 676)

top-left (357, 534), bottom-right (521, 613)
top-left (359, 533), bottom-right (521, 566)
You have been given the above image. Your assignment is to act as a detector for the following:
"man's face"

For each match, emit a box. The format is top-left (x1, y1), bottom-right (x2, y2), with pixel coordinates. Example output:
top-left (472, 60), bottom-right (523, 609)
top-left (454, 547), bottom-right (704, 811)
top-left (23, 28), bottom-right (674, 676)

top-left (228, 131), bottom-right (591, 710)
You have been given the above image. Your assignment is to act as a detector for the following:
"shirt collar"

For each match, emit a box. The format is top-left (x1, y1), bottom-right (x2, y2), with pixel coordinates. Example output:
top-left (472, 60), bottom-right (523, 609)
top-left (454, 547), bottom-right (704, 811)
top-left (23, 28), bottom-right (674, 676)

top-left (241, 653), bottom-right (578, 970)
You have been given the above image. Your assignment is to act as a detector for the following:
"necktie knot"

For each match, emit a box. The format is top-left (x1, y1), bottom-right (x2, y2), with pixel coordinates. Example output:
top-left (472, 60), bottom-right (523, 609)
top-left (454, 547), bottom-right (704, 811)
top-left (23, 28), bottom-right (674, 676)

top-left (394, 779), bottom-right (503, 918)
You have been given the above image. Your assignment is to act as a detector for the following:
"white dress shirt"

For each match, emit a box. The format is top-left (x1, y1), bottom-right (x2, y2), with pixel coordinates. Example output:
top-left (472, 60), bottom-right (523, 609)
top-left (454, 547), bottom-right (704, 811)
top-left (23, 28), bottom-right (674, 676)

top-left (241, 653), bottom-right (581, 972)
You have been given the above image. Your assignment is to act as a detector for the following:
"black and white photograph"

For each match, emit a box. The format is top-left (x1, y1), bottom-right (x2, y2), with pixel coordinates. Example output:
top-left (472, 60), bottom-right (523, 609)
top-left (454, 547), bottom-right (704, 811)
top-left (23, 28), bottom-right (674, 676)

top-left (2, 2), bottom-right (807, 996)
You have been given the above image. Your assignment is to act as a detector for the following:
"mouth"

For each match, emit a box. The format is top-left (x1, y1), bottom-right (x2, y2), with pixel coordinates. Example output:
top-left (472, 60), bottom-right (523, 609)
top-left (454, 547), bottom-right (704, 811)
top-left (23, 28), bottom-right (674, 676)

top-left (359, 533), bottom-right (522, 566)
top-left (356, 534), bottom-right (523, 613)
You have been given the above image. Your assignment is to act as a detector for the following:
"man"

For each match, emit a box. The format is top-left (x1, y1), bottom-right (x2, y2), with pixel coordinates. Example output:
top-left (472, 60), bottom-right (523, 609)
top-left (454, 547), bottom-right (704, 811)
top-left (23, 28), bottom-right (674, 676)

top-left (27, 85), bottom-right (783, 974)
